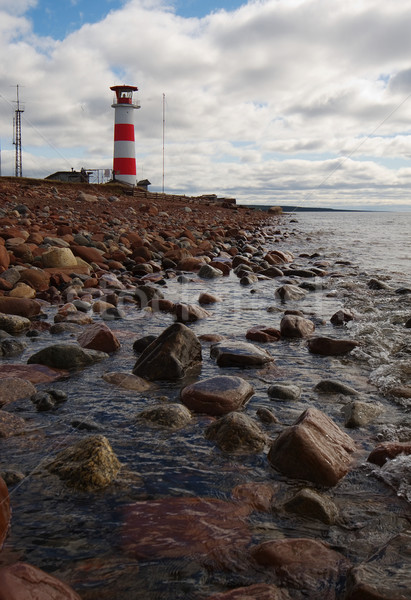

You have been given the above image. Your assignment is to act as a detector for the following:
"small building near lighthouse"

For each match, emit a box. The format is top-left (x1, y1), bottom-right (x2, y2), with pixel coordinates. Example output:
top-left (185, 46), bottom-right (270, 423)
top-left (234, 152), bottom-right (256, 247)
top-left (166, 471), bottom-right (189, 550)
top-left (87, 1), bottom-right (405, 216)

top-left (110, 84), bottom-right (140, 186)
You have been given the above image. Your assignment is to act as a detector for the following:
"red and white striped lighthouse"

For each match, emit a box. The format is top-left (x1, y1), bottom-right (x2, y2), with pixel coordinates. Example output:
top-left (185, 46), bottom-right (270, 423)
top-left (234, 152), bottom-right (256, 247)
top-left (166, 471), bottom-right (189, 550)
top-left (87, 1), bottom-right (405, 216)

top-left (110, 84), bottom-right (140, 186)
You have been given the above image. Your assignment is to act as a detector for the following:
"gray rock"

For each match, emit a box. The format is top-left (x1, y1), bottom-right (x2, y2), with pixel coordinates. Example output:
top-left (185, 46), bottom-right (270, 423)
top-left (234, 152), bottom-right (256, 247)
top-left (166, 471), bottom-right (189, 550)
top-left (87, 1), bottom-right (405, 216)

top-left (268, 383), bottom-right (301, 401)
top-left (137, 403), bottom-right (192, 429)
top-left (0, 314), bottom-right (31, 334)
top-left (210, 340), bottom-right (274, 367)
top-left (283, 488), bottom-right (339, 524)
top-left (275, 284), bottom-right (306, 301)
top-left (342, 400), bottom-right (384, 428)
top-left (0, 338), bottom-right (26, 357)
top-left (27, 343), bottom-right (108, 370)
top-left (198, 264), bottom-right (223, 279)
top-left (205, 412), bottom-right (267, 454)
top-left (256, 407), bottom-right (279, 424)
top-left (0, 268), bottom-right (21, 286)
top-left (314, 379), bottom-right (360, 396)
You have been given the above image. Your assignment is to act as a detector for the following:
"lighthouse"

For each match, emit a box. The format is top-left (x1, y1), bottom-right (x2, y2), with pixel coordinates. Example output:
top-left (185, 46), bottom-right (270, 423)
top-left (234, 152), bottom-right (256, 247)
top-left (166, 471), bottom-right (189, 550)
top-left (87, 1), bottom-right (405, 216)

top-left (110, 84), bottom-right (140, 186)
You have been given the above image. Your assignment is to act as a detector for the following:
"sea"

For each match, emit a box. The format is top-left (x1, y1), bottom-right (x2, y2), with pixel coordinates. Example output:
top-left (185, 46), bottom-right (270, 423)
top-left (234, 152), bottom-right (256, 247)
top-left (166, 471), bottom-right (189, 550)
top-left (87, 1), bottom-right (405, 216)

top-left (1, 209), bottom-right (410, 599)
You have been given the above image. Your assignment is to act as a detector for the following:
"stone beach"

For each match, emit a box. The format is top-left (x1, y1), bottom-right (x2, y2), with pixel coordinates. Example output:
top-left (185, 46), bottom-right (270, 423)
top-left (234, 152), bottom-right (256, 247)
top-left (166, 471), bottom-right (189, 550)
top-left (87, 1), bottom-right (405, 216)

top-left (0, 176), bottom-right (410, 599)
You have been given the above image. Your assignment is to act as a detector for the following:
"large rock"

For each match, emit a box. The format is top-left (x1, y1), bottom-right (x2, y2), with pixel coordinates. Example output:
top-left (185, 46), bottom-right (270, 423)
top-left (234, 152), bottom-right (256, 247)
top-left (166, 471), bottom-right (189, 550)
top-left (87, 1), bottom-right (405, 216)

top-left (9, 282), bottom-right (36, 299)
top-left (307, 336), bottom-right (360, 355)
top-left (280, 315), bottom-right (315, 338)
top-left (19, 267), bottom-right (51, 291)
top-left (0, 377), bottom-right (36, 407)
top-left (137, 403), bottom-right (192, 429)
top-left (0, 562), bottom-right (81, 600)
top-left (46, 435), bottom-right (121, 491)
top-left (251, 538), bottom-right (350, 598)
top-left (205, 412), bottom-right (266, 453)
top-left (283, 488), bottom-right (339, 525)
top-left (210, 340), bottom-right (274, 367)
top-left (181, 375), bottom-right (254, 416)
top-left (342, 400), bottom-right (384, 428)
top-left (77, 322), bottom-right (121, 353)
top-left (133, 323), bottom-right (202, 381)
top-left (72, 244), bottom-right (105, 265)
top-left (345, 533), bottom-right (411, 600)
top-left (267, 407), bottom-right (356, 486)
top-left (0, 297), bottom-right (41, 318)
top-left (41, 247), bottom-right (78, 268)
top-left (0, 313), bottom-right (31, 334)
top-left (0, 364), bottom-right (68, 383)
top-left (0, 475), bottom-right (10, 549)
top-left (28, 344), bottom-right (108, 370)
top-left (275, 284), bottom-right (306, 301)
top-left (198, 264), bottom-right (223, 279)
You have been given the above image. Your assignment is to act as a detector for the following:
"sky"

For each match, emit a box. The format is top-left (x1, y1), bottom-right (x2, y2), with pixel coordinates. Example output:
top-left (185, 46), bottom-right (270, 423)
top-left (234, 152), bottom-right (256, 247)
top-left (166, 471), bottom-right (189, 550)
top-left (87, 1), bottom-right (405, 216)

top-left (1, 0), bottom-right (411, 210)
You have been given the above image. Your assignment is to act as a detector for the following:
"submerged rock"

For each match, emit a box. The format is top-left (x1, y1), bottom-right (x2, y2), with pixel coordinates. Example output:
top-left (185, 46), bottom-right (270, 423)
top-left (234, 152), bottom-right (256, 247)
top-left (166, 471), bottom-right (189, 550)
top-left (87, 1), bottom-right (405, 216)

top-left (46, 435), bottom-right (121, 491)
top-left (205, 412), bottom-right (266, 453)
top-left (342, 400), bottom-right (384, 428)
top-left (0, 377), bottom-right (36, 408)
top-left (314, 379), bottom-right (360, 396)
top-left (27, 343), bottom-right (108, 370)
top-left (133, 323), bottom-right (202, 381)
top-left (267, 383), bottom-right (301, 401)
top-left (102, 371), bottom-right (152, 391)
top-left (174, 303), bottom-right (210, 322)
top-left (0, 562), bottom-right (81, 600)
top-left (181, 375), bottom-right (254, 416)
top-left (210, 340), bottom-right (274, 367)
top-left (0, 411), bottom-right (26, 438)
top-left (267, 407), bottom-right (356, 486)
top-left (136, 403), bottom-right (192, 429)
top-left (283, 488), bottom-right (339, 525)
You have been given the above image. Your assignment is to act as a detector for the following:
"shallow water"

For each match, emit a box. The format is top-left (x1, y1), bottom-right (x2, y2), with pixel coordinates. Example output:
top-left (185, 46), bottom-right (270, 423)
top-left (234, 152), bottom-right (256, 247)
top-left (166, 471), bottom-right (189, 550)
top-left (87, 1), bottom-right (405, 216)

top-left (1, 211), bottom-right (410, 599)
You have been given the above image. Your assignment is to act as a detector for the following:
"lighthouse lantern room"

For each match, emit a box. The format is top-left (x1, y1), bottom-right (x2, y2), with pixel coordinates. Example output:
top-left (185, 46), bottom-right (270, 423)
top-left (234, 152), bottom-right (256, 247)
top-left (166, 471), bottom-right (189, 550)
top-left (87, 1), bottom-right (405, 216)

top-left (110, 84), bottom-right (140, 186)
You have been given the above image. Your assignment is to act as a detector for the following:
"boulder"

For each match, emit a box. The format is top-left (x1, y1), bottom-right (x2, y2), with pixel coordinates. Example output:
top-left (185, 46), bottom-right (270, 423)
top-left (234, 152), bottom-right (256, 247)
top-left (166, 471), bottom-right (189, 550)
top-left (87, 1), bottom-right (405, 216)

top-left (367, 441), bottom-right (411, 467)
top-left (0, 475), bottom-right (10, 549)
top-left (0, 313), bottom-right (31, 334)
top-left (0, 377), bottom-right (36, 407)
top-left (280, 315), bottom-right (315, 338)
top-left (267, 383), bottom-right (301, 401)
top-left (28, 344), bottom-right (108, 370)
top-left (342, 400), bottom-right (384, 428)
top-left (72, 245), bottom-right (105, 265)
top-left (77, 322), bottom-right (121, 353)
top-left (174, 303), bottom-right (210, 322)
top-left (210, 340), bottom-right (274, 367)
top-left (0, 363), bottom-right (68, 384)
top-left (181, 375), bottom-right (254, 416)
top-left (267, 407), bottom-right (356, 486)
top-left (177, 257), bottom-right (205, 271)
top-left (251, 538), bottom-right (350, 598)
top-left (137, 403), bottom-right (192, 429)
top-left (102, 372), bottom-right (152, 392)
top-left (246, 326), bottom-right (281, 343)
top-left (308, 337), bottom-right (360, 355)
top-left (133, 323), bottom-right (202, 381)
top-left (41, 247), bottom-right (78, 268)
top-left (46, 435), bottom-right (121, 491)
top-left (0, 297), bottom-right (41, 318)
top-left (205, 412), bottom-right (266, 453)
top-left (0, 338), bottom-right (26, 357)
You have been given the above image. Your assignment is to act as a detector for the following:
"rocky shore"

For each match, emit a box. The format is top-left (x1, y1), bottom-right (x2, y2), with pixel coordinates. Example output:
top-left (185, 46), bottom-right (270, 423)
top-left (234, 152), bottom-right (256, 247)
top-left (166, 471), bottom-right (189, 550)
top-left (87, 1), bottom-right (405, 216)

top-left (0, 177), bottom-right (410, 600)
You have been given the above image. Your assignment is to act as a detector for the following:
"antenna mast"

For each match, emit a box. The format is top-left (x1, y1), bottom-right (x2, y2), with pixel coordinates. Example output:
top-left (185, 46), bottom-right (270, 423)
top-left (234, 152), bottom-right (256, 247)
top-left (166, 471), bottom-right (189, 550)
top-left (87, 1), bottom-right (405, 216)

top-left (162, 93), bottom-right (165, 194)
top-left (13, 85), bottom-right (24, 177)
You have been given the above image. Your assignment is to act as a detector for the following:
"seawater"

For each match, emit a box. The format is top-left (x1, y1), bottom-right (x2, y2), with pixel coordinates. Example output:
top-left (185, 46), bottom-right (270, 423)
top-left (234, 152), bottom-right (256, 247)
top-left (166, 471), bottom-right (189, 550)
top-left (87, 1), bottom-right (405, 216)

top-left (1, 210), bottom-right (410, 599)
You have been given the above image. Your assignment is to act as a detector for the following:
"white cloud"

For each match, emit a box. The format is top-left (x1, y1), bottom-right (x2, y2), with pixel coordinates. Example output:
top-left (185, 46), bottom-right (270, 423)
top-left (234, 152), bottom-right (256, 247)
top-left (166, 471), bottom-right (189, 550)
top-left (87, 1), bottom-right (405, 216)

top-left (1, 0), bottom-right (411, 208)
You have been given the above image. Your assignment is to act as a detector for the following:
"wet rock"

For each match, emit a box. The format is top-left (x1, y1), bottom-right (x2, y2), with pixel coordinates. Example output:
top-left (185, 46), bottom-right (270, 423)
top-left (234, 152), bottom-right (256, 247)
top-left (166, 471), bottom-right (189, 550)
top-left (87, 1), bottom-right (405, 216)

top-left (368, 278), bottom-right (390, 290)
top-left (0, 297), bottom-right (41, 318)
top-left (257, 406), bottom-right (279, 424)
top-left (330, 309), bottom-right (355, 326)
top-left (267, 407), bottom-right (356, 486)
top-left (0, 377), bottom-right (36, 408)
top-left (174, 303), bottom-right (210, 322)
top-left (148, 298), bottom-right (175, 313)
top-left (307, 336), bottom-right (360, 355)
top-left (205, 584), bottom-right (291, 600)
top-left (133, 322), bottom-right (202, 381)
top-left (100, 307), bottom-right (125, 321)
top-left (275, 284), bottom-right (306, 301)
top-left (19, 267), bottom-right (51, 291)
top-left (198, 264), bottom-right (223, 278)
top-left (177, 257), bottom-right (205, 271)
top-left (132, 334), bottom-right (157, 353)
top-left (314, 379), bottom-right (360, 396)
top-left (231, 482), bottom-right (277, 512)
top-left (0, 562), bottom-right (81, 600)
top-left (251, 538), bottom-right (350, 598)
top-left (0, 363), bottom-right (68, 383)
top-left (198, 292), bottom-right (221, 304)
top-left (77, 322), bottom-right (121, 353)
top-left (246, 326), bottom-right (281, 343)
top-left (122, 497), bottom-right (251, 560)
top-left (367, 441), bottom-right (411, 467)
top-left (134, 284), bottom-right (164, 307)
top-left (0, 470), bottom-right (25, 486)
top-left (137, 403), bottom-right (192, 429)
top-left (280, 314), bottom-right (315, 338)
top-left (50, 322), bottom-right (82, 335)
top-left (205, 412), bottom-right (266, 453)
top-left (31, 389), bottom-right (67, 411)
top-left (343, 400), bottom-right (384, 428)
top-left (267, 383), bottom-right (301, 401)
top-left (210, 340), bottom-right (274, 367)
top-left (41, 246), bottom-right (78, 268)
top-left (240, 273), bottom-right (258, 285)
top-left (0, 337), bottom-right (26, 357)
top-left (102, 371), bottom-right (152, 391)
top-left (283, 488), bottom-right (339, 524)
top-left (28, 343), bottom-right (108, 370)
top-left (0, 313), bottom-right (31, 334)
top-left (0, 411), bottom-right (26, 438)
top-left (181, 375), bottom-right (254, 416)
top-left (345, 533), bottom-right (411, 600)
top-left (46, 435), bottom-right (121, 491)
top-left (0, 475), bottom-right (10, 549)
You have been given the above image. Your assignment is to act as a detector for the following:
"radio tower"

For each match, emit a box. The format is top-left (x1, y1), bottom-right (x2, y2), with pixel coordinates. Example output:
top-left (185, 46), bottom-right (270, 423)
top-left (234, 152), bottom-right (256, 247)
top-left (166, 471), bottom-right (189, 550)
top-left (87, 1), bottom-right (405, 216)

top-left (13, 85), bottom-right (24, 177)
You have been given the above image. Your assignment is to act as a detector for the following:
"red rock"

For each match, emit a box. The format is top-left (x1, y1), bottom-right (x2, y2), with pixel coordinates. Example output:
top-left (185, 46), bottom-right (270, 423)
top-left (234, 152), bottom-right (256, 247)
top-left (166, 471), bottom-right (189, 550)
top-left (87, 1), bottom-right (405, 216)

top-left (181, 375), bottom-right (254, 415)
top-left (19, 268), bottom-right (51, 292)
top-left (280, 315), bottom-right (315, 338)
top-left (205, 584), bottom-right (291, 600)
top-left (122, 497), bottom-right (251, 561)
top-left (0, 475), bottom-right (10, 549)
top-left (252, 538), bottom-right (350, 597)
top-left (0, 278), bottom-right (13, 291)
top-left (175, 303), bottom-right (210, 322)
top-left (246, 326), bottom-right (281, 343)
top-left (267, 407), bottom-right (356, 486)
top-left (0, 562), bottom-right (81, 600)
top-left (198, 292), bottom-right (221, 304)
top-left (0, 296), bottom-right (41, 317)
top-left (77, 323), bottom-right (121, 353)
top-left (209, 260), bottom-right (231, 275)
top-left (367, 441), bottom-right (411, 466)
top-left (0, 245), bottom-right (10, 269)
top-left (330, 309), bottom-right (355, 325)
top-left (177, 257), bottom-right (205, 271)
top-left (307, 337), bottom-right (360, 355)
top-left (132, 246), bottom-right (152, 261)
top-left (231, 482), bottom-right (277, 512)
top-left (26, 231), bottom-right (44, 244)
top-left (0, 364), bottom-right (68, 384)
top-left (148, 298), bottom-right (175, 313)
top-left (72, 245), bottom-right (105, 265)
top-left (0, 377), bottom-right (36, 408)
top-left (83, 277), bottom-right (99, 288)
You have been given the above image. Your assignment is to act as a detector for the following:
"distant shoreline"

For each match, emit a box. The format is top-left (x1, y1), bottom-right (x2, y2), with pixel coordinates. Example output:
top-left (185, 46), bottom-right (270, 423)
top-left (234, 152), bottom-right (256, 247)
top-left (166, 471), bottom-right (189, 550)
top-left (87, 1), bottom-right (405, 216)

top-left (240, 204), bottom-right (382, 213)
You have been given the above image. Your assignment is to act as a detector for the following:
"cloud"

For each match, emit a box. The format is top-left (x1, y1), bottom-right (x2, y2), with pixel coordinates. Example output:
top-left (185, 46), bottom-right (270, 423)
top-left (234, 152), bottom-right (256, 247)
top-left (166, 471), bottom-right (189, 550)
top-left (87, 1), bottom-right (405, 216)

top-left (1, 0), bottom-right (411, 209)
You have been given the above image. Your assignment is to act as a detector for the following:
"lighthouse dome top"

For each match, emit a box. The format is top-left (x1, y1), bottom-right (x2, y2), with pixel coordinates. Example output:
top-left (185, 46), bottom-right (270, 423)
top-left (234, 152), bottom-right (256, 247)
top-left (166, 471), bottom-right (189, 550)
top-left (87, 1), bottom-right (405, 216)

top-left (110, 84), bottom-right (139, 106)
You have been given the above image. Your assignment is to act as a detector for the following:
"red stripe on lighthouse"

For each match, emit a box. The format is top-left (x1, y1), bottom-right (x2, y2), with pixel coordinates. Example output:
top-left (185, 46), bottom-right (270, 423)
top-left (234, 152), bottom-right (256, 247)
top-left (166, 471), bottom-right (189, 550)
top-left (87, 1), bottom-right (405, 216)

top-left (114, 123), bottom-right (135, 142)
top-left (113, 157), bottom-right (136, 175)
